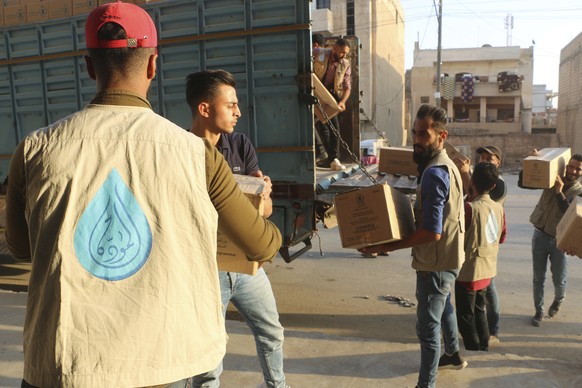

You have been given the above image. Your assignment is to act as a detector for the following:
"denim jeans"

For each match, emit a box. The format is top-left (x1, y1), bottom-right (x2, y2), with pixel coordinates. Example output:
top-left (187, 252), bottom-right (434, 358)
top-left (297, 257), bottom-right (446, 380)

top-left (415, 269), bottom-right (460, 388)
top-left (485, 277), bottom-right (500, 335)
top-left (455, 284), bottom-right (489, 351)
top-left (532, 228), bottom-right (567, 313)
top-left (192, 268), bottom-right (286, 388)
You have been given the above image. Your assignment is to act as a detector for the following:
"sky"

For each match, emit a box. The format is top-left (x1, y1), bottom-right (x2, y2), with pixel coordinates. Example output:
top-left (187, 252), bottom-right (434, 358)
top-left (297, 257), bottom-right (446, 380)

top-left (401, 0), bottom-right (582, 94)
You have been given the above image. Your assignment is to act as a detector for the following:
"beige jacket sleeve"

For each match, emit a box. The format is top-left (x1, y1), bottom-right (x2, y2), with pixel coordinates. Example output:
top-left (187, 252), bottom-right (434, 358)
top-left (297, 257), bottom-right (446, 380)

top-left (5, 140), bottom-right (31, 261)
top-left (204, 140), bottom-right (282, 262)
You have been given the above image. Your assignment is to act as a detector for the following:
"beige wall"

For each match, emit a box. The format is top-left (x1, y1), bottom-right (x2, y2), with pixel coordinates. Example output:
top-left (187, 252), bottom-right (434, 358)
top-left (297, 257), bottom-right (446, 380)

top-left (558, 32), bottom-right (582, 154)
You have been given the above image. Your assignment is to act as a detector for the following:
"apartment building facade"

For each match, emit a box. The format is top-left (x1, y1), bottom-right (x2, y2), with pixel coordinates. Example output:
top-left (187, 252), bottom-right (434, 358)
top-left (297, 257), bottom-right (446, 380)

top-left (410, 44), bottom-right (534, 136)
top-left (558, 32), bottom-right (582, 153)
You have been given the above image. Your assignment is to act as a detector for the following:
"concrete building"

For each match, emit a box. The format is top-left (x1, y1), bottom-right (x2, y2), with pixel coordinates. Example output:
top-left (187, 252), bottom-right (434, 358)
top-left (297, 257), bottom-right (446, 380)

top-left (532, 84), bottom-right (557, 131)
top-left (557, 32), bottom-right (582, 153)
top-left (410, 44), bottom-right (534, 136)
top-left (311, 0), bottom-right (406, 146)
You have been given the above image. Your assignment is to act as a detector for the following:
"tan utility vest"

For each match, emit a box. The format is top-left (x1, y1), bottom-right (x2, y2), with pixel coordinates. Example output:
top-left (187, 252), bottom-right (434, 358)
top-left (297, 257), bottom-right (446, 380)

top-left (412, 149), bottom-right (465, 271)
top-left (313, 48), bottom-right (350, 99)
top-left (458, 194), bottom-right (504, 282)
top-left (20, 104), bottom-right (225, 387)
top-left (529, 181), bottom-right (582, 237)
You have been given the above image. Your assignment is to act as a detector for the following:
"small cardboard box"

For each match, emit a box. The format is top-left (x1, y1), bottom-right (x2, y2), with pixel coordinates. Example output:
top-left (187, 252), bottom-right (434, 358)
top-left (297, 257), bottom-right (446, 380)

top-left (522, 147), bottom-right (571, 189)
top-left (216, 175), bottom-right (266, 275)
top-left (557, 196), bottom-right (582, 255)
top-left (27, 2), bottom-right (49, 23)
top-left (49, 0), bottom-right (72, 19)
top-left (3, 4), bottom-right (26, 26)
top-left (444, 141), bottom-right (469, 162)
top-left (312, 73), bottom-right (341, 123)
top-left (378, 147), bottom-right (418, 176)
top-left (335, 183), bottom-right (415, 249)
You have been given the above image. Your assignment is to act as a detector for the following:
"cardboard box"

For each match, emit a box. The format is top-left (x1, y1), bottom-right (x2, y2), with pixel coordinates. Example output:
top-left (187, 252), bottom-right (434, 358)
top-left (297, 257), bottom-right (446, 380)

top-left (378, 147), bottom-right (418, 176)
top-left (27, 2), bottom-right (49, 23)
top-left (334, 183), bottom-right (415, 249)
top-left (444, 141), bottom-right (469, 162)
top-left (3, 4), bottom-right (26, 26)
top-left (72, 0), bottom-right (96, 16)
top-left (0, 6), bottom-right (4, 27)
top-left (2, 0), bottom-right (21, 7)
top-left (312, 73), bottom-right (341, 123)
top-left (522, 147), bottom-right (571, 189)
top-left (49, 0), bottom-right (72, 19)
top-left (216, 175), bottom-right (266, 275)
top-left (557, 196), bottom-right (582, 255)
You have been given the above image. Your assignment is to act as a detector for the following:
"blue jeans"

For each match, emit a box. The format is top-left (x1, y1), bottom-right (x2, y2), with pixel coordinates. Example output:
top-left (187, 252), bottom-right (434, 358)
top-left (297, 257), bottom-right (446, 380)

top-left (485, 277), bottom-right (500, 335)
top-left (416, 270), bottom-right (460, 388)
top-left (532, 228), bottom-right (567, 313)
top-left (192, 268), bottom-right (286, 388)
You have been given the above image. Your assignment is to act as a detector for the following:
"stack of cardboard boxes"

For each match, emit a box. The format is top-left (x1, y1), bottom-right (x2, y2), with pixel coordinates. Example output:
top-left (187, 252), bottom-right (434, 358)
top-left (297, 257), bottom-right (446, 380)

top-left (0, 0), bottom-right (162, 27)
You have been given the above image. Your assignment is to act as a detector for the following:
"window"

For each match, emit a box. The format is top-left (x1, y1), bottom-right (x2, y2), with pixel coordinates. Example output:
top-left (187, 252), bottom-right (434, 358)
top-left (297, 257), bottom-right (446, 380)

top-left (420, 96), bottom-right (429, 104)
top-left (346, 0), bottom-right (355, 35)
top-left (316, 0), bottom-right (330, 9)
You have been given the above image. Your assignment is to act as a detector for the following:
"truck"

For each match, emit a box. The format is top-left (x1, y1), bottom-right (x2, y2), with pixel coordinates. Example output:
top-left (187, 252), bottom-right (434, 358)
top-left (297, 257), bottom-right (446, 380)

top-left (0, 0), bottom-right (371, 261)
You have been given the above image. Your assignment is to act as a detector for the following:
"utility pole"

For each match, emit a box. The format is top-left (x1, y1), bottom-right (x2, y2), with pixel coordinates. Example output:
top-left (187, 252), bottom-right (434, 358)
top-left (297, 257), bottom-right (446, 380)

top-left (435, 0), bottom-right (443, 107)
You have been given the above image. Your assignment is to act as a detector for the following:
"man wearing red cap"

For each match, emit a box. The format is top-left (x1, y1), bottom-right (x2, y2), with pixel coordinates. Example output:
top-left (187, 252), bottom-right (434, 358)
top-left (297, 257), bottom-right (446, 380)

top-left (5, 2), bottom-right (281, 387)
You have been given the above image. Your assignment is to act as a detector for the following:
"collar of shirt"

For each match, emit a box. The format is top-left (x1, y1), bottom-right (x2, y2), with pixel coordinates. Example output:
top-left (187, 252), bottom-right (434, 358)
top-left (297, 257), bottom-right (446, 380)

top-left (90, 89), bottom-right (152, 109)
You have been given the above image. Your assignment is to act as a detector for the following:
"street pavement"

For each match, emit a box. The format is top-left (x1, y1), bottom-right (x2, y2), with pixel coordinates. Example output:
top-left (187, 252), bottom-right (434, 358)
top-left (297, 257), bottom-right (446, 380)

top-left (2, 174), bottom-right (582, 387)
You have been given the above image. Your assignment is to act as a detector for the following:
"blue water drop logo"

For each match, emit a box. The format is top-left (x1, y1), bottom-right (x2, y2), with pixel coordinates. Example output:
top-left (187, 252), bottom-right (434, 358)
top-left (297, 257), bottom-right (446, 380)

top-left (74, 168), bottom-right (152, 281)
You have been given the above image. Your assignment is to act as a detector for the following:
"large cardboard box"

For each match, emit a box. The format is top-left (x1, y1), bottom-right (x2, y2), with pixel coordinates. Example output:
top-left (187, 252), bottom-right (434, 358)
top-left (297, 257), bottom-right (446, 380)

top-left (27, 2), bottom-right (49, 23)
top-left (216, 175), bottom-right (266, 275)
top-left (312, 73), bottom-right (341, 124)
top-left (378, 147), bottom-right (418, 176)
top-left (557, 196), bottom-right (582, 255)
top-left (49, 0), bottom-right (72, 19)
top-left (522, 147), bottom-right (571, 189)
top-left (3, 4), bottom-right (26, 26)
top-left (335, 183), bottom-right (415, 249)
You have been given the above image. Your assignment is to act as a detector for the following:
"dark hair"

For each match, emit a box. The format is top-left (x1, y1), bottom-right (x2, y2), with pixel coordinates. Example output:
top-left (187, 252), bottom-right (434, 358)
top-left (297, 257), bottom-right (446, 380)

top-left (472, 162), bottom-right (499, 194)
top-left (87, 22), bottom-right (155, 79)
top-left (416, 104), bottom-right (448, 133)
top-left (335, 38), bottom-right (350, 49)
top-left (312, 33), bottom-right (325, 47)
top-left (185, 70), bottom-right (237, 112)
top-left (571, 153), bottom-right (582, 162)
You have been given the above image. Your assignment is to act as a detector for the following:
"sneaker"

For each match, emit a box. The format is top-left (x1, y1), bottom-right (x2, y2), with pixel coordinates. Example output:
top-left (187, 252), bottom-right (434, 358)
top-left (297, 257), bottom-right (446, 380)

top-left (548, 300), bottom-right (562, 318)
top-left (438, 351), bottom-right (468, 370)
top-left (489, 335), bottom-right (500, 345)
top-left (330, 158), bottom-right (346, 171)
top-left (531, 311), bottom-right (543, 327)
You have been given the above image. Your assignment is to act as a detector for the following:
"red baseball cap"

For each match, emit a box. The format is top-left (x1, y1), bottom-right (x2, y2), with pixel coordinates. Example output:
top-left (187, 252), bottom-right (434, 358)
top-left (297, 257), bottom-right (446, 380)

top-left (85, 1), bottom-right (157, 49)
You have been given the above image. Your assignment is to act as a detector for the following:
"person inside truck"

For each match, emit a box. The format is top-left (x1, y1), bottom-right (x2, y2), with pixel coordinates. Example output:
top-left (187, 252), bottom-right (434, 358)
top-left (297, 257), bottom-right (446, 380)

top-left (313, 38), bottom-right (352, 171)
top-left (5, 3), bottom-right (281, 387)
top-left (518, 151), bottom-right (582, 327)
top-left (187, 70), bottom-right (288, 388)
top-left (359, 104), bottom-right (467, 388)
top-left (312, 33), bottom-right (329, 164)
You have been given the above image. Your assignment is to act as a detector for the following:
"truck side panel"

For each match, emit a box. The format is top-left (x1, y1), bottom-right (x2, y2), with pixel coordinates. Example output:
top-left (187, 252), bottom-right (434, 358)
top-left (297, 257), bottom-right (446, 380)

top-left (0, 0), bottom-right (316, 260)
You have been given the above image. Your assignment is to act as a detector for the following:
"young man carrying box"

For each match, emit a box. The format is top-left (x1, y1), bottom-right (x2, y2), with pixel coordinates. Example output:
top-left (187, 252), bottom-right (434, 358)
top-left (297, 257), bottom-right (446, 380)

top-left (518, 151), bottom-right (582, 327)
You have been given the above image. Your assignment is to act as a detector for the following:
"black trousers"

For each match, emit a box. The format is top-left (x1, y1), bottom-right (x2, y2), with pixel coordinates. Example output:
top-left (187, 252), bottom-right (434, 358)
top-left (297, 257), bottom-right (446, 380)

top-left (315, 115), bottom-right (340, 162)
top-left (455, 283), bottom-right (490, 351)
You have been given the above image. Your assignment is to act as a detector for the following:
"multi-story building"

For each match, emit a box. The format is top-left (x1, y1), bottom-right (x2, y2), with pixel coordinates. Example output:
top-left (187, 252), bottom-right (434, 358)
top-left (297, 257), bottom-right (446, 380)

top-left (410, 44), bottom-right (534, 136)
top-left (311, 0), bottom-right (406, 146)
top-left (557, 32), bottom-right (582, 153)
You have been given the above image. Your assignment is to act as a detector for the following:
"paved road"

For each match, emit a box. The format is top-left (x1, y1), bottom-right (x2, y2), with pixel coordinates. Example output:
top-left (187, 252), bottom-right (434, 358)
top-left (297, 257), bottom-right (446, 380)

top-left (2, 175), bottom-right (582, 387)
